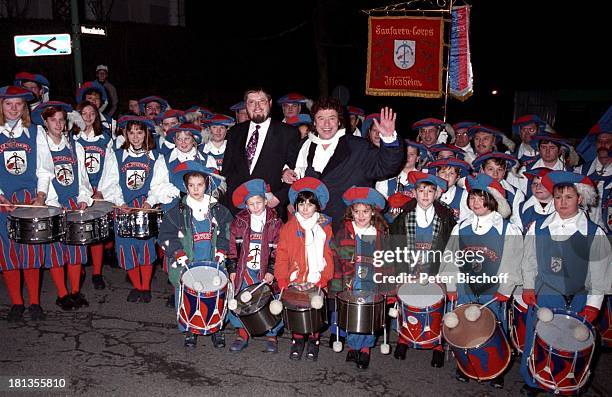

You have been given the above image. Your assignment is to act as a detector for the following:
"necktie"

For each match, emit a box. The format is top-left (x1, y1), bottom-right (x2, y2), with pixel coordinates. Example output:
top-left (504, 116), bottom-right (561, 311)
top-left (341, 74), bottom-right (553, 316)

top-left (246, 124), bottom-right (260, 170)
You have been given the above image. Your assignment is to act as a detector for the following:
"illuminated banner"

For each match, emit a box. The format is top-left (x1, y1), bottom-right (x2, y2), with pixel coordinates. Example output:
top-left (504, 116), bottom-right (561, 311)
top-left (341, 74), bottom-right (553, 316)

top-left (366, 16), bottom-right (444, 98)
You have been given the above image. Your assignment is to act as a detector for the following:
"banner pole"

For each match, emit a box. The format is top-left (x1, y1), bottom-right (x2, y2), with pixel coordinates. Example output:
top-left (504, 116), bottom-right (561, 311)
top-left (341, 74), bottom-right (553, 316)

top-left (442, 0), bottom-right (454, 122)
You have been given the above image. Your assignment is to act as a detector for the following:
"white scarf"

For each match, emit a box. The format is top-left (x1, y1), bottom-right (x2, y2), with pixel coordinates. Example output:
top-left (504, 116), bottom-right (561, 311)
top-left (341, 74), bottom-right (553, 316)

top-left (295, 212), bottom-right (327, 284)
top-left (295, 129), bottom-right (346, 178)
top-left (186, 195), bottom-right (212, 221)
top-left (352, 222), bottom-right (376, 238)
top-left (250, 210), bottom-right (266, 233)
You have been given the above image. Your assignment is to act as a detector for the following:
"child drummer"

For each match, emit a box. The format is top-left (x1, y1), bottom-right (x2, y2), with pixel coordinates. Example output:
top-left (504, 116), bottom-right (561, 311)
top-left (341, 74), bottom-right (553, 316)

top-left (225, 179), bottom-right (283, 353)
top-left (519, 171), bottom-right (611, 397)
top-left (439, 173), bottom-right (523, 388)
top-left (158, 160), bottom-right (232, 348)
top-left (275, 177), bottom-right (334, 361)
top-left (35, 102), bottom-right (94, 310)
top-left (334, 186), bottom-right (388, 369)
top-left (389, 171), bottom-right (455, 367)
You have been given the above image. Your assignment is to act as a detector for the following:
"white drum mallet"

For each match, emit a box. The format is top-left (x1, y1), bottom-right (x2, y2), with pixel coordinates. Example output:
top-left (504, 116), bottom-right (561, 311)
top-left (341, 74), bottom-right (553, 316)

top-left (269, 288), bottom-right (284, 315)
top-left (310, 287), bottom-right (324, 309)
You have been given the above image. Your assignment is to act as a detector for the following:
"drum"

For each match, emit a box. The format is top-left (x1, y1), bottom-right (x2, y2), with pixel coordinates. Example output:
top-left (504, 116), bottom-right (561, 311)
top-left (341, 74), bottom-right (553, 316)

top-left (116, 209), bottom-right (162, 239)
top-left (281, 285), bottom-right (327, 334)
top-left (443, 304), bottom-right (512, 380)
top-left (509, 286), bottom-right (528, 353)
top-left (397, 282), bottom-right (445, 349)
top-left (527, 309), bottom-right (595, 395)
top-left (233, 283), bottom-right (281, 336)
top-left (336, 290), bottom-right (385, 334)
top-left (7, 206), bottom-right (65, 243)
top-left (599, 295), bottom-right (612, 348)
top-left (177, 262), bottom-right (232, 335)
top-left (64, 201), bottom-right (113, 245)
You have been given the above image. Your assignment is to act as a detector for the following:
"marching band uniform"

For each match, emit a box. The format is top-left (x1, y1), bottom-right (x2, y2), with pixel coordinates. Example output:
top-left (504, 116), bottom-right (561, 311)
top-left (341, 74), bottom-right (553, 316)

top-left (158, 160), bottom-right (232, 348)
top-left (334, 187), bottom-right (388, 369)
top-left (13, 72), bottom-right (50, 111)
top-left (426, 159), bottom-right (472, 222)
top-left (390, 172), bottom-right (455, 367)
top-left (275, 178), bottom-right (334, 361)
top-left (513, 168), bottom-right (555, 233)
top-left (519, 171), bottom-right (611, 396)
top-left (0, 86), bottom-right (55, 321)
top-left (440, 173), bottom-right (523, 388)
top-left (201, 114), bottom-right (235, 172)
top-left (42, 122), bottom-right (93, 309)
top-left (226, 179), bottom-right (283, 352)
top-left (512, 115), bottom-right (548, 168)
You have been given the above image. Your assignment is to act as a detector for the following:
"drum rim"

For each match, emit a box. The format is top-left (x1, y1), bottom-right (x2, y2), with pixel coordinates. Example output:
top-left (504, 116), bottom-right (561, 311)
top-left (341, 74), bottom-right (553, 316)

top-left (336, 289), bottom-right (385, 304)
top-left (397, 282), bottom-right (444, 308)
top-left (534, 308), bottom-right (595, 351)
top-left (180, 264), bottom-right (229, 294)
top-left (234, 283), bottom-right (274, 315)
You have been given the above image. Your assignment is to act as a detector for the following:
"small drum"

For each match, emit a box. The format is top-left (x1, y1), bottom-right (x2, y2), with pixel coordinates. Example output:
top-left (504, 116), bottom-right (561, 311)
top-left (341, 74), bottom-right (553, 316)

top-left (527, 309), bottom-right (595, 395)
top-left (598, 295), bottom-right (612, 348)
top-left (443, 304), bottom-right (512, 380)
top-left (7, 206), bottom-right (65, 243)
top-left (177, 262), bottom-right (232, 335)
top-left (64, 201), bottom-right (113, 245)
top-left (116, 209), bottom-right (162, 239)
top-left (281, 285), bottom-right (327, 334)
top-left (397, 282), bottom-right (445, 349)
top-left (336, 290), bottom-right (385, 334)
top-left (509, 286), bottom-right (528, 353)
top-left (233, 283), bottom-right (281, 336)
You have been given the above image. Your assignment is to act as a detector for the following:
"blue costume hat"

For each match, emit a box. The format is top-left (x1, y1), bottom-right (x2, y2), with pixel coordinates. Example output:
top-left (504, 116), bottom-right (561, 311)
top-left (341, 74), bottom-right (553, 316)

top-left (361, 113), bottom-right (380, 137)
top-left (185, 105), bottom-right (214, 120)
top-left (512, 114), bottom-right (547, 137)
top-left (472, 152), bottom-right (518, 171)
top-left (138, 96), bottom-right (169, 114)
top-left (75, 81), bottom-right (108, 104)
top-left (31, 101), bottom-right (74, 126)
top-left (529, 134), bottom-right (572, 152)
top-left (232, 179), bottom-right (269, 209)
top-left (277, 93), bottom-right (307, 105)
top-left (452, 121), bottom-right (478, 131)
top-left (166, 123), bottom-right (203, 144)
top-left (230, 101), bottom-right (246, 112)
top-left (429, 143), bottom-right (466, 160)
top-left (412, 117), bottom-right (444, 132)
top-left (203, 114), bottom-right (235, 127)
top-left (465, 173), bottom-right (511, 218)
top-left (427, 158), bottom-right (472, 177)
top-left (0, 86), bottom-right (35, 101)
top-left (155, 109), bottom-right (184, 123)
top-left (289, 177), bottom-right (329, 210)
top-left (405, 140), bottom-right (433, 162)
top-left (285, 114), bottom-right (312, 127)
top-left (117, 115), bottom-right (156, 132)
top-left (467, 124), bottom-right (506, 142)
top-left (14, 72), bottom-right (50, 88)
top-left (172, 160), bottom-right (225, 194)
top-left (342, 186), bottom-right (386, 211)
top-left (408, 171), bottom-right (448, 192)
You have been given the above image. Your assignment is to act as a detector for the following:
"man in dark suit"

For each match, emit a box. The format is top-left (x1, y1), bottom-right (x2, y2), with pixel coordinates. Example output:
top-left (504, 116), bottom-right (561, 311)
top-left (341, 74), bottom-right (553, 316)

top-left (222, 88), bottom-right (300, 219)
top-left (283, 98), bottom-right (405, 232)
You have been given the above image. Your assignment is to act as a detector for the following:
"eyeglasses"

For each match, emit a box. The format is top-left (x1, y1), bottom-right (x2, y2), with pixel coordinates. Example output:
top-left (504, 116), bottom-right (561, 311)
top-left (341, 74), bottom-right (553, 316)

top-left (175, 136), bottom-right (193, 143)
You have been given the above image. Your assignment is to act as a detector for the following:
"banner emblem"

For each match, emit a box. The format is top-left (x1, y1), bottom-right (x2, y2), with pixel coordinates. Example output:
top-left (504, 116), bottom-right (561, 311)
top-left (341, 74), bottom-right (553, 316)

top-left (394, 40), bottom-right (416, 70)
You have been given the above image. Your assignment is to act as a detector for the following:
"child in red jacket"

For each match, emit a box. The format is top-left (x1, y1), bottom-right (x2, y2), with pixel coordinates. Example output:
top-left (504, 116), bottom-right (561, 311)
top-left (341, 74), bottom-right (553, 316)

top-left (275, 177), bottom-right (334, 361)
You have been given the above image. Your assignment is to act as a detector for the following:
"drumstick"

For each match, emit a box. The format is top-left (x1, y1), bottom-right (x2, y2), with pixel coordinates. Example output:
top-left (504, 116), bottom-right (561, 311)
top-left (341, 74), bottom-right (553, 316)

top-left (112, 205), bottom-right (162, 213)
top-left (0, 203), bottom-right (48, 209)
top-left (479, 297), bottom-right (498, 309)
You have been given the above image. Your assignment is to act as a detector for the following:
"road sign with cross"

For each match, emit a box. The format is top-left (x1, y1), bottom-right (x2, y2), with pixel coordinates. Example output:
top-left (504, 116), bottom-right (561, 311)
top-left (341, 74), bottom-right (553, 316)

top-left (14, 34), bottom-right (72, 57)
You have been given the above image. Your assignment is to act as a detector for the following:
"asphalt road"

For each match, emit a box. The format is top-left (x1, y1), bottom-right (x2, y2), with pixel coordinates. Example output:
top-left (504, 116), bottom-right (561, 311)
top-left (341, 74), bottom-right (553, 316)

top-left (0, 266), bottom-right (610, 397)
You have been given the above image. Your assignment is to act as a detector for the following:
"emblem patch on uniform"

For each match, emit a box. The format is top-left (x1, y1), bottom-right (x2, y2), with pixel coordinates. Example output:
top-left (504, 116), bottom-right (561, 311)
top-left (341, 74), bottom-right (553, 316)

top-left (126, 170), bottom-right (146, 190)
top-left (54, 164), bottom-right (74, 186)
top-left (4, 150), bottom-right (27, 175)
top-left (247, 242), bottom-right (261, 270)
top-left (357, 266), bottom-right (368, 279)
top-left (471, 259), bottom-right (483, 273)
top-left (407, 316), bottom-right (418, 325)
top-left (85, 152), bottom-right (101, 174)
top-left (550, 257), bottom-right (563, 273)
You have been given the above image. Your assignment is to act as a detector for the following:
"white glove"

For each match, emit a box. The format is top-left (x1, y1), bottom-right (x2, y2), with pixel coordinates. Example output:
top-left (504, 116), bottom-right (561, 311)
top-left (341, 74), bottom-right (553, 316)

top-left (67, 111), bottom-right (86, 131)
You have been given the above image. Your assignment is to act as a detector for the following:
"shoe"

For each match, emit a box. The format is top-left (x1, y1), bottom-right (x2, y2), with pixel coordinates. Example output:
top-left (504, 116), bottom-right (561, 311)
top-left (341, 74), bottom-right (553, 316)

top-left (346, 349), bottom-right (358, 363)
top-left (212, 332), bottom-right (226, 349)
top-left (394, 343), bottom-right (408, 360)
top-left (430, 349), bottom-right (445, 368)
top-left (455, 369), bottom-right (470, 383)
top-left (184, 332), bottom-right (197, 348)
top-left (166, 294), bottom-right (175, 308)
top-left (7, 304), bottom-right (25, 322)
top-left (140, 290), bottom-right (152, 303)
top-left (28, 304), bottom-right (46, 321)
top-left (328, 335), bottom-right (346, 349)
top-left (229, 338), bottom-right (248, 352)
top-left (71, 292), bottom-right (89, 309)
top-left (92, 275), bottom-right (106, 290)
top-left (356, 351), bottom-right (370, 369)
top-left (289, 338), bottom-right (305, 360)
top-left (520, 385), bottom-right (541, 397)
top-left (264, 338), bottom-right (278, 353)
top-left (490, 375), bottom-right (504, 389)
top-left (127, 289), bottom-right (141, 302)
top-left (305, 338), bottom-right (320, 361)
top-left (56, 295), bottom-right (76, 311)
